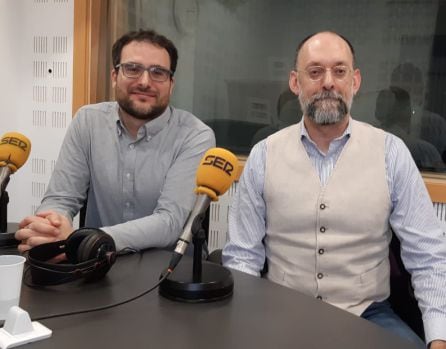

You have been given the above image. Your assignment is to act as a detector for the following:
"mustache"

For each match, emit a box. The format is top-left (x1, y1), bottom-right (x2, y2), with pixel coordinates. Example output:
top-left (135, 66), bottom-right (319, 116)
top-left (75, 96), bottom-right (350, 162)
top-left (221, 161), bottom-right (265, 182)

top-left (310, 90), bottom-right (344, 104)
top-left (130, 87), bottom-right (158, 95)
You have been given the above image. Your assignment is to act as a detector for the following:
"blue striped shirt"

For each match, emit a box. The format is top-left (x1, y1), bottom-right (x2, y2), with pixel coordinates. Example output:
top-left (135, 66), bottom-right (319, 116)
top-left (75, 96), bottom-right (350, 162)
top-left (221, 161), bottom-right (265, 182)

top-left (223, 119), bottom-right (446, 343)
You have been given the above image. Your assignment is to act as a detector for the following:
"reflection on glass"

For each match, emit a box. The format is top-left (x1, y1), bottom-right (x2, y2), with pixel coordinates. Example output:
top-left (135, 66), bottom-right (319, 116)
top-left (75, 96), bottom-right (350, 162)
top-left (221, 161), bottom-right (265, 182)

top-left (111, 0), bottom-right (446, 171)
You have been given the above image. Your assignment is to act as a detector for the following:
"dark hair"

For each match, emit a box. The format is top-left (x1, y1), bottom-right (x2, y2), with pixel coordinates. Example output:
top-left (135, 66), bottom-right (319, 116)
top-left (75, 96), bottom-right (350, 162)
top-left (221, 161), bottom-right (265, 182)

top-left (294, 31), bottom-right (356, 68)
top-left (112, 29), bottom-right (178, 75)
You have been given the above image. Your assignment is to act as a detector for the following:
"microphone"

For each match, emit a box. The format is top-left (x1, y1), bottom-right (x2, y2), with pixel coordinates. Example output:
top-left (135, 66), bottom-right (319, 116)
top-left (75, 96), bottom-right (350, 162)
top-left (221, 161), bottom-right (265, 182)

top-left (160, 148), bottom-right (239, 303)
top-left (0, 132), bottom-right (32, 193)
top-left (168, 147), bottom-right (239, 271)
top-left (0, 132), bottom-right (31, 242)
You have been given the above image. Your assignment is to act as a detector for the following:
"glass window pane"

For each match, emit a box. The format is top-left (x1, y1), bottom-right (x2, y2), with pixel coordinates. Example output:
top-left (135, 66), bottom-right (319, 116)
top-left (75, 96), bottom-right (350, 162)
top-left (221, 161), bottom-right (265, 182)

top-left (110, 0), bottom-right (446, 172)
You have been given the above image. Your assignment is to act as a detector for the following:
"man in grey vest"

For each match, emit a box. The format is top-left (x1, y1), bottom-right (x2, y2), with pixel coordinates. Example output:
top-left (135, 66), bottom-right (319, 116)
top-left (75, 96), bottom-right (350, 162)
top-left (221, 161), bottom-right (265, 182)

top-left (223, 31), bottom-right (446, 349)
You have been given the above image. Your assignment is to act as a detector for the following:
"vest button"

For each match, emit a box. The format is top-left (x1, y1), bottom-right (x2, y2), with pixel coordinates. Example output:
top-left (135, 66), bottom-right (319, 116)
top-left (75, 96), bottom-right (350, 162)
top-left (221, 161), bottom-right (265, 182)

top-left (320, 203), bottom-right (326, 209)
top-left (320, 226), bottom-right (326, 233)
top-left (318, 248), bottom-right (325, 255)
top-left (317, 273), bottom-right (324, 279)
top-left (316, 296), bottom-right (322, 300)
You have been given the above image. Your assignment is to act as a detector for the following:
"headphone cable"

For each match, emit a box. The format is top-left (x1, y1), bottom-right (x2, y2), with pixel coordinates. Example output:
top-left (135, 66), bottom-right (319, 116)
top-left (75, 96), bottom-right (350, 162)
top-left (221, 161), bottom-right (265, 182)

top-left (31, 270), bottom-right (171, 322)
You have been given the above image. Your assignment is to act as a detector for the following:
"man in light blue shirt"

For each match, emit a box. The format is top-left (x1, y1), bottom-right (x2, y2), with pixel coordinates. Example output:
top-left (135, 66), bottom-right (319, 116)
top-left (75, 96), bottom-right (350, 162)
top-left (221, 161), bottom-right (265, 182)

top-left (223, 31), bottom-right (446, 348)
top-left (16, 29), bottom-right (215, 252)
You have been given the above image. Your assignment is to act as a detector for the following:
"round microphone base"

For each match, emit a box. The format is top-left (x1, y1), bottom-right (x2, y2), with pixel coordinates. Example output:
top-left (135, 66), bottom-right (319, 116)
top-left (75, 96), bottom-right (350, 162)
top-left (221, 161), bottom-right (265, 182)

top-left (159, 260), bottom-right (233, 303)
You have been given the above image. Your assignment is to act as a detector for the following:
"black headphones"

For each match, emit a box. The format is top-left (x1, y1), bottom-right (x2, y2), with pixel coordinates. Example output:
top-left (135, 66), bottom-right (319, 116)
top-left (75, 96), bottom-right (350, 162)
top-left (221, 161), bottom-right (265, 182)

top-left (27, 228), bottom-right (117, 286)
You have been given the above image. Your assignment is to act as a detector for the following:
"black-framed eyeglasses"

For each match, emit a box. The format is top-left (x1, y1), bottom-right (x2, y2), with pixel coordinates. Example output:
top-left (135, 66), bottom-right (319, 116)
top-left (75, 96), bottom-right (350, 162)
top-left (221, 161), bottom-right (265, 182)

top-left (115, 62), bottom-right (173, 82)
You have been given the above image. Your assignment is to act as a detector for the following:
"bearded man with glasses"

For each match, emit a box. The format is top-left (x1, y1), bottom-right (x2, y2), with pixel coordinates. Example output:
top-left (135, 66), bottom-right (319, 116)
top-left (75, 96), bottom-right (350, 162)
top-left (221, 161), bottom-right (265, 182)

top-left (223, 31), bottom-right (446, 349)
top-left (17, 29), bottom-right (215, 254)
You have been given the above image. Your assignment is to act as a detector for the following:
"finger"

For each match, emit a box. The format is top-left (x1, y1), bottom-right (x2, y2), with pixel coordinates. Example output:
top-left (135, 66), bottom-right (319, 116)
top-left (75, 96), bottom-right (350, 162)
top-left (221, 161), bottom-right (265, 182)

top-left (19, 215), bottom-right (50, 229)
top-left (27, 221), bottom-right (60, 236)
top-left (36, 211), bottom-right (62, 226)
top-left (45, 214), bottom-right (63, 227)
top-left (26, 235), bottom-right (59, 248)
top-left (15, 226), bottom-right (59, 242)
top-left (48, 253), bottom-right (67, 264)
top-left (15, 228), bottom-right (41, 241)
top-left (17, 243), bottom-right (32, 253)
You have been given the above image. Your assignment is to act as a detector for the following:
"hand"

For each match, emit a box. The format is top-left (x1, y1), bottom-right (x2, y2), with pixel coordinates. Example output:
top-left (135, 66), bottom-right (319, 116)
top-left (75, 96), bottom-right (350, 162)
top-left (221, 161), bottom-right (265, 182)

top-left (16, 210), bottom-right (74, 253)
top-left (430, 340), bottom-right (446, 349)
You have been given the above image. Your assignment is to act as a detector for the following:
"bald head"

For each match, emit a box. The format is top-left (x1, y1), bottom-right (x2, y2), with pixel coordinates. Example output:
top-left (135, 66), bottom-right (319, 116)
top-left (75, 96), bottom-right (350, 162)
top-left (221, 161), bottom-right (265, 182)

top-left (295, 31), bottom-right (356, 68)
top-left (289, 31), bottom-right (361, 127)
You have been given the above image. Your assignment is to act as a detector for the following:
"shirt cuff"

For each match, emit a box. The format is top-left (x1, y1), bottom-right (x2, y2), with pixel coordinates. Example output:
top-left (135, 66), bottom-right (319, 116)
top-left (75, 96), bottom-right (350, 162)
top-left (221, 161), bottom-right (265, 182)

top-left (424, 317), bottom-right (446, 344)
top-left (223, 260), bottom-right (261, 277)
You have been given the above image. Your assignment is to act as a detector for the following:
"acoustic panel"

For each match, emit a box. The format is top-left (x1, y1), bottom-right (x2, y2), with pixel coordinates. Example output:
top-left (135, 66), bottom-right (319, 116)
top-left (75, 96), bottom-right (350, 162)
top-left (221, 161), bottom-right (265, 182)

top-left (0, 0), bottom-right (74, 223)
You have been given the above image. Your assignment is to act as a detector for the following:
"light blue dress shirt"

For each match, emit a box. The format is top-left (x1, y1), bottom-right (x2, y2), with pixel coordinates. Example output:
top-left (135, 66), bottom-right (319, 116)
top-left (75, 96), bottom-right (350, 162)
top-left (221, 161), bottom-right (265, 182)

top-left (223, 119), bottom-right (446, 343)
top-left (39, 102), bottom-right (215, 251)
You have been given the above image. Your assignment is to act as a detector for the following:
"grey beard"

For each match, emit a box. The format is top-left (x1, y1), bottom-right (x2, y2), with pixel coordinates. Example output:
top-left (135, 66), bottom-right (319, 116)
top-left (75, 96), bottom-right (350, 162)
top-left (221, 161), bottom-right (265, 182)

top-left (300, 91), bottom-right (349, 125)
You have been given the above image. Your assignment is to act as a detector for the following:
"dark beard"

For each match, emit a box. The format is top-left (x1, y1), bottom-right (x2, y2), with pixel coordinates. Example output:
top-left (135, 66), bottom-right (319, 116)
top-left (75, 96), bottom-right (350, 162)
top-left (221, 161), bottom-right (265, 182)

top-left (118, 98), bottom-right (167, 121)
top-left (302, 91), bottom-right (349, 125)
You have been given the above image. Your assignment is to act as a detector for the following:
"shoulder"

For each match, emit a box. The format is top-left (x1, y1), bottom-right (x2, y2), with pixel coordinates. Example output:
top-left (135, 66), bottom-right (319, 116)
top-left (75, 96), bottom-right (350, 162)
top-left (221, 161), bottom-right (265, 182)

top-left (164, 107), bottom-right (215, 152)
top-left (169, 107), bottom-right (213, 134)
top-left (168, 107), bottom-right (216, 148)
top-left (265, 123), bottom-right (301, 149)
top-left (73, 102), bottom-right (118, 126)
top-left (351, 119), bottom-right (387, 137)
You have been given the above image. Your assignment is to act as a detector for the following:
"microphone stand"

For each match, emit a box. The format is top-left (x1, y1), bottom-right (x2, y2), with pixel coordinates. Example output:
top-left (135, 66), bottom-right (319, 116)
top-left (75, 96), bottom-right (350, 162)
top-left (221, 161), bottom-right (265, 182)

top-left (159, 213), bottom-right (234, 303)
top-left (0, 190), bottom-right (19, 247)
top-left (0, 190), bottom-right (8, 233)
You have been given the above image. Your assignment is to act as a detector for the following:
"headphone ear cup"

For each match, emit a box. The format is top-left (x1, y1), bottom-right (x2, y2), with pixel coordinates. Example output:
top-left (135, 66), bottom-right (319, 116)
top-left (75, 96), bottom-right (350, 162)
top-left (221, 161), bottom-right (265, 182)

top-left (77, 231), bottom-right (110, 262)
top-left (65, 228), bottom-right (97, 263)
top-left (73, 228), bottom-right (116, 281)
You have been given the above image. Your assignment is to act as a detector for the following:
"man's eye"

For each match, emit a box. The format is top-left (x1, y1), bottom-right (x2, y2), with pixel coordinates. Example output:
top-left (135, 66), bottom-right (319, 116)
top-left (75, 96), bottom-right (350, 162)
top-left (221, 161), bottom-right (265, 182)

top-left (151, 68), bottom-right (166, 78)
top-left (334, 67), bottom-right (347, 76)
top-left (127, 65), bottom-right (142, 73)
top-left (308, 68), bottom-right (323, 77)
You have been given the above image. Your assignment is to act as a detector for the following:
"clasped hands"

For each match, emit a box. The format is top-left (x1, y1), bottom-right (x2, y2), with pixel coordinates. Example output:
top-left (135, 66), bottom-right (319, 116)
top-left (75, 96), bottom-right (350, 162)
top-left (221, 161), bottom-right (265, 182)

top-left (15, 210), bottom-right (74, 256)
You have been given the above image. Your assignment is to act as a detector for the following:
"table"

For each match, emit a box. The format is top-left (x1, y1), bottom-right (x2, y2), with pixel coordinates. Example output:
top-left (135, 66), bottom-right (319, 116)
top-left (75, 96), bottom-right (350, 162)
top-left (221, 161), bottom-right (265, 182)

top-left (5, 249), bottom-right (419, 349)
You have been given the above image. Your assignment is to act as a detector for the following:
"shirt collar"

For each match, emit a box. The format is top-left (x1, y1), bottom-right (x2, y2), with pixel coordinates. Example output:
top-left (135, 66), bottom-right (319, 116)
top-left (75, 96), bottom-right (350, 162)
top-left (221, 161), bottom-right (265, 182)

top-left (300, 116), bottom-right (352, 142)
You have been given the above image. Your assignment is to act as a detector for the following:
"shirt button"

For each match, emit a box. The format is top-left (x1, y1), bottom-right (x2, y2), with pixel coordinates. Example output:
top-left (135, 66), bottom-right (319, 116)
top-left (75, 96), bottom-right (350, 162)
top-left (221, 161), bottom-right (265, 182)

top-left (129, 144), bottom-right (135, 150)
top-left (320, 203), bottom-right (326, 209)
top-left (126, 173), bottom-right (131, 179)
top-left (125, 202), bottom-right (131, 208)
top-left (318, 248), bottom-right (325, 255)
top-left (320, 226), bottom-right (326, 233)
top-left (316, 296), bottom-right (322, 300)
top-left (317, 273), bottom-right (324, 279)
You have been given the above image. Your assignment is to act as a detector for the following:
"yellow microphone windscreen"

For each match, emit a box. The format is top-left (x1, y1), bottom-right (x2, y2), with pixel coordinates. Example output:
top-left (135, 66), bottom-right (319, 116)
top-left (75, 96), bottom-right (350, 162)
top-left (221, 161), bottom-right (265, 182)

top-left (195, 148), bottom-right (239, 201)
top-left (0, 132), bottom-right (32, 173)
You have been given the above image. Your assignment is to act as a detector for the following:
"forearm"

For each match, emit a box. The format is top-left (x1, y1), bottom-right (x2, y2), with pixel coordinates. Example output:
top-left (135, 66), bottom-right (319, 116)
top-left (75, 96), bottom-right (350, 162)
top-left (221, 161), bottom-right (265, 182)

top-left (37, 195), bottom-right (82, 221)
top-left (387, 134), bottom-right (446, 343)
top-left (101, 207), bottom-right (189, 251)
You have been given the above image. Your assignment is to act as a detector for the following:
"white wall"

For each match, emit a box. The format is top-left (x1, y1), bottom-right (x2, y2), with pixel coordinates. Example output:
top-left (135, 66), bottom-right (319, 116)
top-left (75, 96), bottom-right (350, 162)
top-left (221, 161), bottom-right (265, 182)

top-left (0, 0), bottom-right (74, 223)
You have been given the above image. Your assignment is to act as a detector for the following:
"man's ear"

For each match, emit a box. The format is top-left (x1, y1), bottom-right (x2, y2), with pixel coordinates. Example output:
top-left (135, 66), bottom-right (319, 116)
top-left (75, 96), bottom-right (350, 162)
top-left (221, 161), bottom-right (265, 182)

top-left (352, 68), bottom-right (361, 95)
top-left (289, 70), bottom-right (300, 96)
top-left (111, 68), bottom-right (118, 88)
top-left (169, 76), bottom-right (175, 96)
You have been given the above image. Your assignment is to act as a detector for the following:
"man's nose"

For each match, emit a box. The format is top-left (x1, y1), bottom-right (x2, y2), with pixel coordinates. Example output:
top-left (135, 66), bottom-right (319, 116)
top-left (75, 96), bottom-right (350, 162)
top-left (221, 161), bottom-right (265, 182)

top-left (321, 69), bottom-right (335, 90)
top-left (137, 70), bottom-right (151, 86)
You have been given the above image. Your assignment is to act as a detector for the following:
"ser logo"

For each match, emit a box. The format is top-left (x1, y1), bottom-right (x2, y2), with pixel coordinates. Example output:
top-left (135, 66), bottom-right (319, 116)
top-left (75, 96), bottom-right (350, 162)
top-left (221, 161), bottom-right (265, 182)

top-left (0, 137), bottom-right (28, 152)
top-left (202, 155), bottom-right (234, 176)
